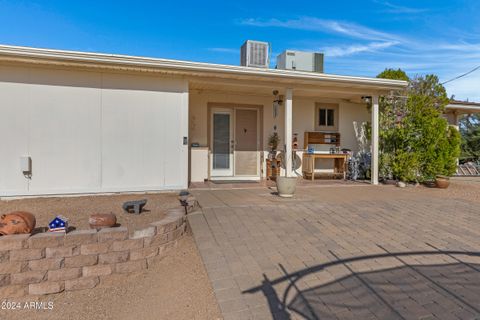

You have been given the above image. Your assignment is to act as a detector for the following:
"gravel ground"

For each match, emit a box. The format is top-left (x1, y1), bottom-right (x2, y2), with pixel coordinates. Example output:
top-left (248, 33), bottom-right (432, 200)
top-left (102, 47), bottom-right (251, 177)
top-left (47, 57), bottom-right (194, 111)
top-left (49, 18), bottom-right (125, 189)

top-left (1, 235), bottom-right (222, 320)
top-left (400, 177), bottom-right (480, 203)
top-left (444, 177), bottom-right (480, 202)
top-left (0, 193), bottom-right (180, 233)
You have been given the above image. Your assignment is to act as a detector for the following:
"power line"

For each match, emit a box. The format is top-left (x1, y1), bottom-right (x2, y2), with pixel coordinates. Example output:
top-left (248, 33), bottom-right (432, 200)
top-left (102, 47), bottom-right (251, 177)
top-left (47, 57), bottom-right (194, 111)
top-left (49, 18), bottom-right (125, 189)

top-left (441, 65), bottom-right (480, 85)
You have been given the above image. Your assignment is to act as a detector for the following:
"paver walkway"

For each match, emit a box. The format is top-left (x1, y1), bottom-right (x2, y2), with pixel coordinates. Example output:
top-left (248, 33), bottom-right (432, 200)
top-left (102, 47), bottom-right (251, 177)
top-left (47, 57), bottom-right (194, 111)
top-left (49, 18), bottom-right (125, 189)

top-left (188, 184), bottom-right (480, 320)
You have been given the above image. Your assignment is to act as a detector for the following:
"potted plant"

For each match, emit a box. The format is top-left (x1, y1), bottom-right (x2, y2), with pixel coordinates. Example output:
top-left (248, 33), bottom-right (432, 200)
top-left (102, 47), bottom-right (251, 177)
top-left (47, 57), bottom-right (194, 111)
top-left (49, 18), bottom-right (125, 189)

top-left (435, 175), bottom-right (450, 189)
top-left (267, 132), bottom-right (280, 159)
top-left (276, 149), bottom-right (297, 198)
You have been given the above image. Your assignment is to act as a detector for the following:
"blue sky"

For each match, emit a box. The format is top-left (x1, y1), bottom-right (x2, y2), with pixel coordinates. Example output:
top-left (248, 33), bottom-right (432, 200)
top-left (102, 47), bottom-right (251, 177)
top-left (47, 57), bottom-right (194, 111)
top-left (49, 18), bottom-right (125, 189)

top-left (1, 0), bottom-right (479, 100)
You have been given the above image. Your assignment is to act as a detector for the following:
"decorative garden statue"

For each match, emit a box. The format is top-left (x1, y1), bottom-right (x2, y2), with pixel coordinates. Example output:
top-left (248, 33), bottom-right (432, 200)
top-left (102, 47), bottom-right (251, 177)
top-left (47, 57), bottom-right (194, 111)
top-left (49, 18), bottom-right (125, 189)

top-left (89, 213), bottom-right (117, 230)
top-left (349, 122), bottom-right (372, 180)
top-left (353, 121), bottom-right (369, 154)
top-left (0, 211), bottom-right (36, 235)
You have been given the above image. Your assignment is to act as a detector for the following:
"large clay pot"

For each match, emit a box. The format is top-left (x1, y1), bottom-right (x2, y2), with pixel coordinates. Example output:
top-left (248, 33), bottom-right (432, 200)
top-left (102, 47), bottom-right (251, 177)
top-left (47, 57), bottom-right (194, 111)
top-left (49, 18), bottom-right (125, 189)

top-left (89, 213), bottom-right (117, 229)
top-left (435, 175), bottom-right (450, 189)
top-left (0, 211), bottom-right (36, 235)
top-left (276, 176), bottom-right (297, 198)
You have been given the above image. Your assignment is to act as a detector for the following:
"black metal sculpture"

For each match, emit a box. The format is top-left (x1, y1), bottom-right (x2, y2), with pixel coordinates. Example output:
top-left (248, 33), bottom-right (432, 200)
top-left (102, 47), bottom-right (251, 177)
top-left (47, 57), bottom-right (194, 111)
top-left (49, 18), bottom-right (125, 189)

top-left (122, 199), bottom-right (147, 214)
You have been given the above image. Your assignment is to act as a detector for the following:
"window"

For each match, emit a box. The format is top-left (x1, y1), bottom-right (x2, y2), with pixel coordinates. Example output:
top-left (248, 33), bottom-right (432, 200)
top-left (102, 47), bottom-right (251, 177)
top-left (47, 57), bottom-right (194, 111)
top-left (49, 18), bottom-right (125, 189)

top-left (315, 103), bottom-right (338, 131)
top-left (319, 108), bottom-right (335, 126)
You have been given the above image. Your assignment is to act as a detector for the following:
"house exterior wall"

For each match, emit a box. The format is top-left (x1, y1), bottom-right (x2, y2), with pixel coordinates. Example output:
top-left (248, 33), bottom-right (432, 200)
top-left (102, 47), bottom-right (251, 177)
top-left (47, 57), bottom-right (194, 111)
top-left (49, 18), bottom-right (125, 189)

top-left (0, 64), bottom-right (189, 196)
top-left (189, 92), bottom-right (369, 178)
top-left (189, 93), bottom-right (273, 148)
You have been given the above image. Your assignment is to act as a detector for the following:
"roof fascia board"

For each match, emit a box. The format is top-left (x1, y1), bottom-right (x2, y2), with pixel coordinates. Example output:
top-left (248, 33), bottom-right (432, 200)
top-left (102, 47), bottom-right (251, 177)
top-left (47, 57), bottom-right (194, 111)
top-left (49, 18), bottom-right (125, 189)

top-left (446, 104), bottom-right (480, 112)
top-left (0, 44), bottom-right (407, 90)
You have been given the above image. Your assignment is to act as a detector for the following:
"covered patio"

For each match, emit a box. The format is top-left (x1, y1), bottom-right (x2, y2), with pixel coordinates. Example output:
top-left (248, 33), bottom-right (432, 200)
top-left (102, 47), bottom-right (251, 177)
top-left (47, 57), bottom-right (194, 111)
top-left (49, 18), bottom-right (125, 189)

top-left (188, 182), bottom-right (480, 319)
top-left (187, 70), bottom-right (406, 186)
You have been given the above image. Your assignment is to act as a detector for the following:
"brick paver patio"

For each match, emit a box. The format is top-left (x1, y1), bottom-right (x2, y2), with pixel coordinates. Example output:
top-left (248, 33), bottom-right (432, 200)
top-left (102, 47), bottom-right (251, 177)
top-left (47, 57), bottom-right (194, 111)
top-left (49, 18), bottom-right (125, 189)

top-left (188, 184), bottom-right (480, 320)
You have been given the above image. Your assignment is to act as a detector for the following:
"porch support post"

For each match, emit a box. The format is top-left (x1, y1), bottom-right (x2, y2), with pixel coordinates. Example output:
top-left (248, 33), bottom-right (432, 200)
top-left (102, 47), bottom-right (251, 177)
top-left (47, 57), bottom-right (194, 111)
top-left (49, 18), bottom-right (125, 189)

top-left (371, 95), bottom-right (379, 185)
top-left (285, 88), bottom-right (293, 177)
top-left (452, 112), bottom-right (460, 131)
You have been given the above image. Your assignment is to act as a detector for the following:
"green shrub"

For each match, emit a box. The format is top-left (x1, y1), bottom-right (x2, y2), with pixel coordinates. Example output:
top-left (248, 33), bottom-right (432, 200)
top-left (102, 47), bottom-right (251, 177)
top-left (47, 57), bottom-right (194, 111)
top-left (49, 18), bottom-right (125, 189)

top-left (376, 70), bottom-right (461, 182)
top-left (459, 114), bottom-right (480, 162)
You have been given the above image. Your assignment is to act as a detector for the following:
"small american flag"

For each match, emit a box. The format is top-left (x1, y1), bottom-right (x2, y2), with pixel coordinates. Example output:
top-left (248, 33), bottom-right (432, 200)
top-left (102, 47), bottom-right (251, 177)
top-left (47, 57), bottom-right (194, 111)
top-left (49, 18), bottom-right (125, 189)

top-left (48, 215), bottom-right (69, 233)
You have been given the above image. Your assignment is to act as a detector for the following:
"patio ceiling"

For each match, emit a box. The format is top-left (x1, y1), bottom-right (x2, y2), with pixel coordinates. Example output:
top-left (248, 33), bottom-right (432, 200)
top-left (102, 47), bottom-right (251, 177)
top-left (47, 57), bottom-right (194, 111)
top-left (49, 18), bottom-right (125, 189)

top-left (189, 77), bottom-right (383, 101)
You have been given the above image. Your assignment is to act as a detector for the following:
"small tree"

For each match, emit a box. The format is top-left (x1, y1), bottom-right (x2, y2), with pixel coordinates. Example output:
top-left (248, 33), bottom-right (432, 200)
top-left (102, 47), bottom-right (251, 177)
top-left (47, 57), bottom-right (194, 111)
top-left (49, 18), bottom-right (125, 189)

top-left (376, 69), bottom-right (411, 180)
top-left (459, 114), bottom-right (480, 163)
top-left (377, 68), bottom-right (410, 82)
top-left (376, 69), bottom-right (461, 182)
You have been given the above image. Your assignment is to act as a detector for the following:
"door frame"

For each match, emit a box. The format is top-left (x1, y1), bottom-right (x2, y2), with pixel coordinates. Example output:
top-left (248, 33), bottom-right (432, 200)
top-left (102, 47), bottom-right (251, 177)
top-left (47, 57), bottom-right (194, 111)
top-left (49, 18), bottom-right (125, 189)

top-left (207, 103), bottom-right (263, 180)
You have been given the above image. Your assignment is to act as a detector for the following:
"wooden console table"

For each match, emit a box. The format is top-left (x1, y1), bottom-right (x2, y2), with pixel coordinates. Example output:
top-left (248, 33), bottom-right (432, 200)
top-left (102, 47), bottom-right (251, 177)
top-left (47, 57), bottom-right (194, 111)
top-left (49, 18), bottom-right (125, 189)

top-left (302, 153), bottom-right (348, 180)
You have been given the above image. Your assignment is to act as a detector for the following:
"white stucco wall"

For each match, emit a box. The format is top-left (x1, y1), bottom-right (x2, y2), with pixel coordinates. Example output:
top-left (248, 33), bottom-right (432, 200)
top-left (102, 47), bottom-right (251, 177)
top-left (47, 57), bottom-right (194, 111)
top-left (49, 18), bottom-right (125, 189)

top-left (0, 64), bottom-right (188, 196)
top-left (189, 92), bottom-right (369, 177)
top-left (189, 92), bottom-right (275, 148)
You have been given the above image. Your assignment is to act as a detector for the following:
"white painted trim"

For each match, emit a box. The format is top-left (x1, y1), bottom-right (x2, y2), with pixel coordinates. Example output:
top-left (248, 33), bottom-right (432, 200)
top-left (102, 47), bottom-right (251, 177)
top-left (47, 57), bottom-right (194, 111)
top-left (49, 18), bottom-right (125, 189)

top-left (0, 44), bottom-right (407, 90)
top-left (285, 88), bottom-right (293, 177)
top-left (371, 95), bottom-right (379, 185)
top-left (445, 104), bottom-right (480, 113)
top-left (0, 185), bottom-right (185, 198)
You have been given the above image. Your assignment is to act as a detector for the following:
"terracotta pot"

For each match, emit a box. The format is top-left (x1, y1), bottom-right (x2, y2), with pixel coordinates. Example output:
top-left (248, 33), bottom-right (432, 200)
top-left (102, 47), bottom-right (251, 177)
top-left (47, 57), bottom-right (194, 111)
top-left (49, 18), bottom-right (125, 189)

top-left (0, 211), bottom-right (36, 235)
top-left (276, 176), bottom-right (297, 198)
top-left (89, 213), bottom-right (117, 229)
top-left (435, 176), bottom-right (450, 189)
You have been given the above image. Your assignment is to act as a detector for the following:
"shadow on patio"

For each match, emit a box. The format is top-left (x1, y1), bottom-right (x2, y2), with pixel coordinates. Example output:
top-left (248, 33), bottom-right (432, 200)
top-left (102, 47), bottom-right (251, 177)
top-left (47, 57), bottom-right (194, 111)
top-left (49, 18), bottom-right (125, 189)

top-left (243, 245), bottom-right (480, 320)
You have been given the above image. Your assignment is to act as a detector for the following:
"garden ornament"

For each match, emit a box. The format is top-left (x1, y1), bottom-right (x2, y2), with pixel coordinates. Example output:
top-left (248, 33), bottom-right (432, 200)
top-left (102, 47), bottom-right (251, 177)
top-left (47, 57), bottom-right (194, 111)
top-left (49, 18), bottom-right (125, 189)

top-left (122, 199), bottom-right (147, 214)
top-left (48, 215), bottom-right (69, 233)
top-left (0, 211), bottom-right (36, 236)
top-left (89, 213), bottom-right (117, 229)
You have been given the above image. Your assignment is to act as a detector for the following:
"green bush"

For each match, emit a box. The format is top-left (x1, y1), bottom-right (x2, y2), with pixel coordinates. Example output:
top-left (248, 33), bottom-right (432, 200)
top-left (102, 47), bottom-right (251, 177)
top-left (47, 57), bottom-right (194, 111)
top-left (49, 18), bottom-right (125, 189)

top-left (376, 70), bottom-right (461, 182)
top-left (459, 114), bottom-right (480, 162)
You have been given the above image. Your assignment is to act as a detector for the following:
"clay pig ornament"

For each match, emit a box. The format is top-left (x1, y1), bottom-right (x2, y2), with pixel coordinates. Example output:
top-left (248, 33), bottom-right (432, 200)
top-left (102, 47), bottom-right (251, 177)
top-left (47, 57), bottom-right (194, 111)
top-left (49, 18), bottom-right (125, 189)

top-left (89, 213), bottom-right (117, 230)
top-left (0, 211), bottom-right (36, 236)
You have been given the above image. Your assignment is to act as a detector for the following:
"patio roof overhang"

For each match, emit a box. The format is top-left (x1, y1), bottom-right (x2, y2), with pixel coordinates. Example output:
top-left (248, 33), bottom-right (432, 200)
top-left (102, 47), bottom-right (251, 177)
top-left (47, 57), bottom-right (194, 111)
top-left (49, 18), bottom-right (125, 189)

top-left (446, 101), bottom-right (480, 114)
top-left (0, 44), bottom-right (407, 99)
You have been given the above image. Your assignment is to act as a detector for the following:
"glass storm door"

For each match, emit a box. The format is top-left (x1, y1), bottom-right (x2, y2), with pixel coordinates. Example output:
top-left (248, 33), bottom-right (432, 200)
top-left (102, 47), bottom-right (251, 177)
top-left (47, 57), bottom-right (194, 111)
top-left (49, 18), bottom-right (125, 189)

top-left (211, 109), bottom-right (233, 176)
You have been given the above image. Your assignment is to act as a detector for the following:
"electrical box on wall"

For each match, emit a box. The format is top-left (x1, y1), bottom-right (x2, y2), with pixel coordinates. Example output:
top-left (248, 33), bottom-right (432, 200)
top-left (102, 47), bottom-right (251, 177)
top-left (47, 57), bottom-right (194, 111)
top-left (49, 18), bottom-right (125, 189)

top-left (20, 156), bottom-right (31, 173)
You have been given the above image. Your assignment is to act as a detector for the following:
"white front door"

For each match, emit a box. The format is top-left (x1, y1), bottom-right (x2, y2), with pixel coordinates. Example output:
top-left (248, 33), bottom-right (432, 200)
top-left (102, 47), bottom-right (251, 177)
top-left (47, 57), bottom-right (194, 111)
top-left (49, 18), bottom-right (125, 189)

top-left (210, 109), bottom-right (234, 177)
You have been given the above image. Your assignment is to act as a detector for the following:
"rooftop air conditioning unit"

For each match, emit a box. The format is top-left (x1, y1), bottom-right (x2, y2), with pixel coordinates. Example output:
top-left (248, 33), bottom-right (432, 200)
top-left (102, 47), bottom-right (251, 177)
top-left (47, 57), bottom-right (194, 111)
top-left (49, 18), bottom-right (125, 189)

top-left (240, 40), bottom-right (270, 68)
top-left (276, 50), bottom-right (324, 73)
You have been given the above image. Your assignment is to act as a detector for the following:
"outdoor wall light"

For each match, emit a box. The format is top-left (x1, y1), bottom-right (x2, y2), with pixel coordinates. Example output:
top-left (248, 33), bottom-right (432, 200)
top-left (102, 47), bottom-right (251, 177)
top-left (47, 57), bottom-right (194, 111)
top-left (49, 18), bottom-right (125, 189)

top-left (361, 96), bottom-right (372, 104)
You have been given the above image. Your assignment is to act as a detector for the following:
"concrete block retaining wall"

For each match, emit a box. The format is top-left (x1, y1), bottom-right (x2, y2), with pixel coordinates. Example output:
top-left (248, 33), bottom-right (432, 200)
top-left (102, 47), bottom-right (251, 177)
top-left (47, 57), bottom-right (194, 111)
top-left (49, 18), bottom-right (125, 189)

top-left (0, 208), bottom-right (188, 297)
